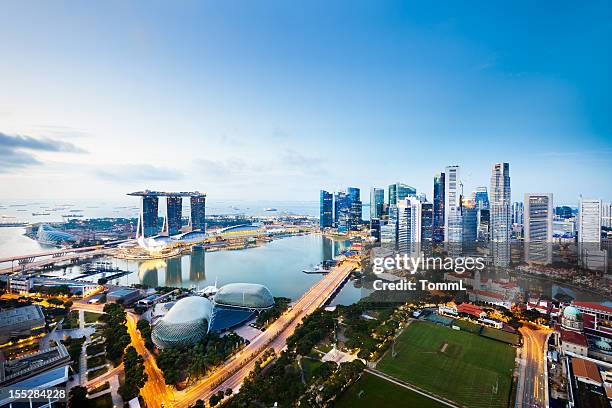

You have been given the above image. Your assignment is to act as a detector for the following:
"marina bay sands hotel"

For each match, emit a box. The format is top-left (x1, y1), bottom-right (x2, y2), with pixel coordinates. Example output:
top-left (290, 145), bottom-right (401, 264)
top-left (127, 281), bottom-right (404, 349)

top-left (128, 190), bottom-right (206, 239)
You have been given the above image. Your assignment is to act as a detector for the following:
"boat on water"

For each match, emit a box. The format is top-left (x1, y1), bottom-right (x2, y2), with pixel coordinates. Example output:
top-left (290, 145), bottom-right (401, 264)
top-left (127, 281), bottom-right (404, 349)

top-left (62, 214), bottom-right (84, 218)
top-left (264, 208), bottom-right (277, 211)
top-left (302, 264), bottom-right (329, 274)
top-left (32, 212), bottom-right (51, 216)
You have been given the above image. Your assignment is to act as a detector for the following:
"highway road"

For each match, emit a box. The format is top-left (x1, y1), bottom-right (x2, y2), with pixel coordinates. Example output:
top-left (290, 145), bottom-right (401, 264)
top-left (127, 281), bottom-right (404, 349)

top-left (0, 248), bottom-right (112, 274)
top-left (517, 326), bottom-right (550, 408)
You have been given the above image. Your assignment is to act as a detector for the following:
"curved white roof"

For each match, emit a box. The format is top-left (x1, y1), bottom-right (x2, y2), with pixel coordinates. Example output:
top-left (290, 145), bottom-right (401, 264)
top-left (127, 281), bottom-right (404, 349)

top-left (214, 283), bottom-right (274, 309)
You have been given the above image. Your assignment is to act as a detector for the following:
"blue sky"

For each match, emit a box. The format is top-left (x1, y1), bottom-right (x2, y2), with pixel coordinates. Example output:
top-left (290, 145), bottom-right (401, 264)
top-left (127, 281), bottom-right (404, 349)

top-left (0, 1), bottom-right (610, 205)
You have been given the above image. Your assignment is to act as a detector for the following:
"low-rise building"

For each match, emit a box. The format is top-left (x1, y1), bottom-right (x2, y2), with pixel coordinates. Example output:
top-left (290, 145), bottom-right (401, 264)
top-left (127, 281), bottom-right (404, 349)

top-left (107, 288), bottom-right (143, 304)
top-left (0, 305), bottom-right (46, 343)
top-left (457, 303), bottom-right (486, 319)
top-left (572, 357), bottom-right (602, 386)
top-left (560, 330), bottom-right (589, 357)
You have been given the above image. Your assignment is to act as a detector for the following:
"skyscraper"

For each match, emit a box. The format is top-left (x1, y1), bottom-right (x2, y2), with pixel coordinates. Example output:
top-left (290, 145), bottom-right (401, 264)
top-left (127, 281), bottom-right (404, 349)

top-left (397, 198), bottom-right (422, 256)
top-left (602, 202), bottom-right (612, 229)
top-left (334, 191), bottom-right (351, 233)
top-left (347, 187), bottom-right (362, 230)
top-left (473, 187), bottom-right (489, 210)
top-left (381, 205), bottom-right (398, 247)
top-left (163, 195), bottom-right (183, 236)
top-left (433, 173), bottom-right (445, 242)
top-left (421, 202), bottom-right (433, 243)
top-left (319, 190), bottom-right (333, 229)
top-left (370, 188), bottom-right (385, 220)
top-left (190, 193), bottom-right (206, 231)
top-left (396, 183), bottom-right (417, 201)
top-left (578, 198), bottom-right (601, 244)
top-left (370, 218), bottom-right (381, 242)
top-left (444, 166), bottom-right (462, 246)
top-left (461, 205), bottom-right (478, 254)
top-left (388, 183), bottom-right (416, 206)
top-left (512, 202), bottom-right (524, 226)
top-left (578, 198), bottom-right (606, 271)
top-left (138, 195), bottom-right (159, 238)
top-left (524, 193), bottom-right (553, 264)
top-left (388, 184), bottom-right (397, 206)
top-left (490, 162), bottom-right (511, 267)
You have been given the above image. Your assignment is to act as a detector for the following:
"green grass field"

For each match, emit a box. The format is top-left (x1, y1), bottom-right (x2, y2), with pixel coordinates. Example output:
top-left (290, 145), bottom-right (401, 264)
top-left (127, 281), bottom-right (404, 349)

top-left (84, 311), bottom-right (103, 324)
top-left (480, 327), bottom-right (520, 346)
top-left (377, 321), bottom-right (516, 408)
top-left (452, 319), bottom-right (482, 334)
top-left (334, 372), bottom-right (446, 408)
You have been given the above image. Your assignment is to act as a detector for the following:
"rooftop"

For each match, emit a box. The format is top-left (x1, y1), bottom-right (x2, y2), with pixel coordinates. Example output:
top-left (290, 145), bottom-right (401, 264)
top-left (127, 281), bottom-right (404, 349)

top-left (573, 301), bottom-right (612, 315)
top-left (572, 357), bottom-right (602, 385)
top-left (0, 305), bottom-right (45, 330)
top-left (560, 329), bottom-right (588, 347)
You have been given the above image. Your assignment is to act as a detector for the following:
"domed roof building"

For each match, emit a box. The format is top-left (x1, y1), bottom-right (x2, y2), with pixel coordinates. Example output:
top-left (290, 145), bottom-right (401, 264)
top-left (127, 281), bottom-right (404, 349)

top-left (151, 296), bottom-right (213, 349)
top-left (213, 283), bottom-right (274, 310)
top-left (595, 339), bottom-right (612, 352)
top-left (208, 283), bottom-right (275, 333)
top-left (561, 305), bottom-right (584, 331)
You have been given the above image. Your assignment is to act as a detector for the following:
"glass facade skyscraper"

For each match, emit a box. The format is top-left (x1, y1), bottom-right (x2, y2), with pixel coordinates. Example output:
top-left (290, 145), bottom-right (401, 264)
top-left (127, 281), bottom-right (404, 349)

top-left (444, 166), bottom-right (462, 247)
top-left (473, 187), bottom-right (489, 210)
top-left (347, 187), bottom-right (362, 230)
top-left (524, 193), bottom-right (553, 264)
top-left (433, 173), bottom-right (445, 242)
top-left (490, 162), bottom-right (511, 267)
top-left (334, 191), bottom-right (351, 233)
top-left (388, 184), bottom-right (397, 206)
top-left (164, 196), bottom-right (183, 236)
top-left (190, 194), bottom-right (206, 231)
top-left (370, 188), bottom-right (384, 220)
top-left (139, 195), bottom-right (159, 238)
top-left (319, 190), bottom-right (333, 228)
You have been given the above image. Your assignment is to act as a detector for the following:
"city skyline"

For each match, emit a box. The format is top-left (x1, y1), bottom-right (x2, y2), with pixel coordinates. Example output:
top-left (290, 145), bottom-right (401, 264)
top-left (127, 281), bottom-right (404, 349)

top-left (1, 2), bottom-right (611, 203)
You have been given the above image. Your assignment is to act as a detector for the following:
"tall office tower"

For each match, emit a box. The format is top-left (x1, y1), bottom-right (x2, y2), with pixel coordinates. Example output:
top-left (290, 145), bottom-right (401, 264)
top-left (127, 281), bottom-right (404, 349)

top-left (477, 208), bottom-right (490, 241)
top-left (388, 183), bottom-right (416, 206)
top-left (602, 202), bottom-right (612, 229)
top-left (578, 198), bottom-right (607, 271)
top-left (370, 218), bottom-right (381, 242)
top-left (397, 183), bottom-right (417, 201)
top-left (334, 192), bottom-right (351, 233)
top-left (433, 173), bottom-right (445, 242)
top-left (555, 206), bottom-right (573, 219)
top-left (461, 205), bottom-right (478, 254)
top-left (138, 195), bottom-right (159, 238)
top-left (381, 205), bottom-right (398, 247)
top-left (578, 199), bottom-right (601, 243)
top-left (397, 198), bottom-right (422, 256)
top-left (370, 188), bottom-right (385, 220)
top-left (388, 184), bottom-right (397, 206)
top-left (347, 187), bottom-right (362, 229)
top-left (512, 202), bottom-right (524, 225)
top-left (490, 162), bottom-right (511, 267)
top-left (162, 195), bottom-right (183, 236)
top-left (190, 193), bottom-right (206, 231)
top-left (524, 193), bottom-right (553, 264)
top-left (473, 187), bottom-right (489, 210)
top-left (444, 166), bottom-right (463, 246)
top-left (421, 202), bottom-right (433, 242)
top-left (319, 190), bottom-right (333, 228)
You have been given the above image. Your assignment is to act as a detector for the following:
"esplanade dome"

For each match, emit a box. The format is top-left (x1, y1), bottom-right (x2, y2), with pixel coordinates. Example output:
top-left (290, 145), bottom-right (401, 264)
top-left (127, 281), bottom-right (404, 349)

top-left (151, 296), bottom-right (213, 348)
top-left (214, 283), bottom-right (274, 309)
